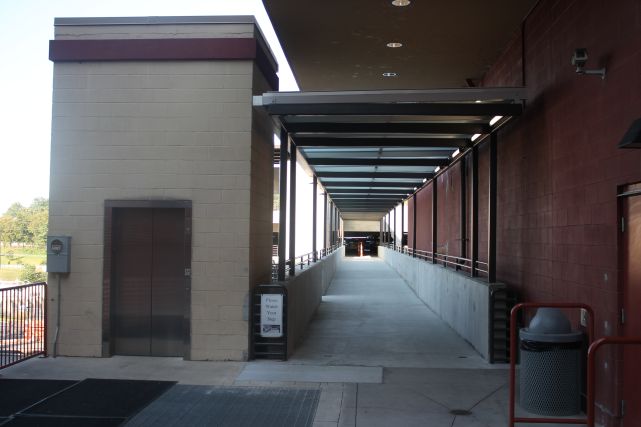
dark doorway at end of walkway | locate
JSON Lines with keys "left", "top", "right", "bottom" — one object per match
{"left": 344, "top": 232, "right": 378, "bottom": 257}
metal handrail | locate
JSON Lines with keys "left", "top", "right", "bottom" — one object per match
{"left": 508, "top": 302, "right": 594, "bottom": 426}
{"left": 274, "top": 243, "right": 343, "bottom": 281}
{"left": 1, "top": 282, "right": 47, "bottom": 369}
{"left": 587, "top": 337, "right": 641, "bottom": 427}
{"left": 433, "top": 253, "right": 472, "bottom": 271}
{"left": 390, "top": 245, "right": 483, "bottom": 275}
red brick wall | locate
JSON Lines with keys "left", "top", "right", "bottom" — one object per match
{"left": 482, "top": 0, "right": 641, "bottom": 423}
{"left": 487, "top": 0, "right": 641, "bottom": 303}
{"left": 414, "top": 182, "right": 433, "bottom": 253}
{"left": 408, "top": 144, "right": 492, "bottom": 267}
{"left": 436, "top": 164, "right": 462, "bottom": 256}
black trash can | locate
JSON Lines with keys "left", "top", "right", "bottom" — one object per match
{"left": 519, "top": 308, "right": 583, "bottom": 416}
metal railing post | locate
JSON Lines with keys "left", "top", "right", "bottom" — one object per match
{"left": 312, "top": 175, "right": 317, "bottom": 261}
{"left": 289, "top": 143, "right": 297, "bottom": 276}
{"left": 278, "top": 127, "right": 288, "bottom": 281}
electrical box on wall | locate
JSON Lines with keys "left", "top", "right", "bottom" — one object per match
{"left": 47, "top": 236, "right": 71, "bottom": 274}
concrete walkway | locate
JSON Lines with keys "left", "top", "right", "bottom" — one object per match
{"left": 1, "top": 256, "right": 578, "bottom": 426}
{"left": 290, "top": 256, "right": 489, "bottom": 369}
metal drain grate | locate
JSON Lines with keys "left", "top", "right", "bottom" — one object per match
{"left": 125, "top": 386, "right": 320, "bottom": 427}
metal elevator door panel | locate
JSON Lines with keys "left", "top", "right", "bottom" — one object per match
{"left": 112, "top": 208, "right": 185, "bottom": 357}
{"left": 622, "top": 191, "right": 641, "bottom": 425}
{"left": 151, "top": 208, "right": 185, "bottom": 357}
{"left": 113, "top": 209, "right": 153, "bottom": 356}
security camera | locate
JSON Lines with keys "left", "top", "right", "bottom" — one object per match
{"left": 570, "top": 48, "right": 606, "bottom": 79}
{"left": 571, "top": 48, "right": 588, "bottom": 69}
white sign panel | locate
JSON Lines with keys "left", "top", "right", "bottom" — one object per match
{"left": 260, "top": 294, "right": 283, "bottom": 338}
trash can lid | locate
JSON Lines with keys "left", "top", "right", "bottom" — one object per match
{"left": 520, "top": 308, "right": 583, "bottom": 343}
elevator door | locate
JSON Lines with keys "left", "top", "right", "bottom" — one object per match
{"left": 112, "top": 208, "right": 186, "bottom": 357}
{"left": 621, "top": 190, "right": 641, "bottom": 424}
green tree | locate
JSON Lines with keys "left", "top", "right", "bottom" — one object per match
{"left": 28, "top": 210, "right": 48, "bottom": 246}
{"left": 0, "top": 199, "right": 48, "bottom": 247}
{"left": 4, "top": 203, "right": 31, "bottom": 245}
{"left": 0, "top": 214, "right": 20, "bottom": 249}
{"left": 19, "top": 264, "right": 47, "bottom": 283}
{"left": 29, "top": 198, "right": 48, "bottom": 213}
{"left": 5, "top": 202, "right": 26, "bottom": 217}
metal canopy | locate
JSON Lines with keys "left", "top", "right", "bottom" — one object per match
{"left": 255, "top": 88, "right": 526, "bottom": 216}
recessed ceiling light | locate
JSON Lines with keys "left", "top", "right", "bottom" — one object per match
{"left": 490, "top": 115, "right": 503, "bottom": 126}
{"left": 471, "top": 133, "right": 481, "bottom": 142}
{"left": 382, "top": 72, "right": 398, "bottom": 77}
{"left": 392, "top": 0, "right": 410, "bottom": 6}
{"left": 475, "top": 100, "right": 482, "bottom": 103}
{"left": 386, "top": 42, "right": 403, "bottom": 48}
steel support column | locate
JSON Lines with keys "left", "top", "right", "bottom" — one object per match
{"left": 460, "top": 156, "right": 467, "bottom": 261}
{"left": 393, "top": 206, "right": 397, "bottom": 248}
{"left": 278, "top": 128, "right": 288, "bottom": 281}
{"left": 401, "top": 201, "right": 405, "bottom": 249}
{"left": 432, "top": 180, "right": 438, "bottom": 263}
{"left": 329, "top": 201, "right": 334, "bottom": 246}
{"left": 488, "top": 133, "right": 497, "bottom": 283}
{"left": 471, "top": 146, "right": 479, "bottom": 277}
{"left": 323, "top": 192, "right": 328, "bottom": 250}
{"left": 312, "top": 175, "right": 317, "bottom": 261}
{"left": 289, "top": 143, "right": 297, "bottom": 276}
{"left": 412, "top": 193, "right": 417, "bottom": 257}
{"left": 337, "top": 208, "right": 340, "bottom": 244}
{"left": 387, "top": 212, "right": 391, "bottom": 244}
{"left": 383, "top": 216, "right": 387, "bottom": 243}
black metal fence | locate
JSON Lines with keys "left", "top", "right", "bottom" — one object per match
{"left": 386, "top": 244, "right": 489, "bottom": 279}
{"left": 272, "top": 243, "right": 343, "bottom": 281}
{"left": 1, "top": 282, "right": 47, "bottom": 369}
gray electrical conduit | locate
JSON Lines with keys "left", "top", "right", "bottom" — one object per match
{"left": 53, "top": 273, "right": 61, "bottom": 357}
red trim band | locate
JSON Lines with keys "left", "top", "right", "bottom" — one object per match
{"left": 49, "top": 37, "right": 278, "bottom": 89}
{"left": 49, "top": 38, "right": 257, "bottom": 61}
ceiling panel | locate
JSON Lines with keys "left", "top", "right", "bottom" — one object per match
{"left": 263, "top": 0, "right": 537, "bottom": 91}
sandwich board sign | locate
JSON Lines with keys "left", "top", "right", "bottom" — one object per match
{"left": 260, "top": 294, "right": 283, "bottom": 338}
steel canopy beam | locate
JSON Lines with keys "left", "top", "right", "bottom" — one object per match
{"left": 285, "top": 122, "right": 489, "bottom": 134}
{"left": 334, "top": 200, "right": 400, "bottom": 205}
{"left": 318, "top": 172, "right": 434, "bottom": 179}
{"left": 307, "top": 158, "right": 449, "bottom": 167}
{"left": 322, "top": 181, "right": 417, "bottom": 188}
{"left": 328, "top": 188, "right": 410, "bottom": 194}
{"left": 330, "top": 195, "right": 405, "bottom": 199}
{"left": 266, "top": 102, "right": 522, "bottom": 117}
{"left": 254, "top": 88, "right": 528, "bottom": 106}
{"left": 338, "top": 208, "right": 398, "bottom": 211}
{"left": 293, "top": 138, "right": 468, "bottom": 148}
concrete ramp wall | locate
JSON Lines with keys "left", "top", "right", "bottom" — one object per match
{"left": 379, "top": 246, "right": 497, "bottom": 360}
{"left": 284, "top": 247, "right": 344, "bottom": 356}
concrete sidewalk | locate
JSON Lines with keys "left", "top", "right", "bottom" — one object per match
{"left": 1, "top": 257, "right": 581, "bottom": 426}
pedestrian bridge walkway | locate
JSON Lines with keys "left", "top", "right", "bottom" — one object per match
{"left": 290, "top": 256, "right": 489, "bottom": 369}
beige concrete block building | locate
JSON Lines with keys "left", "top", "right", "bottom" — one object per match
{"left": 48, "top": 16, "right": 276, "bottom": 361}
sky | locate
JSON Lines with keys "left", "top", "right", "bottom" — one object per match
{"left": 0, "top": 0, "right": 297, "bottom": 215}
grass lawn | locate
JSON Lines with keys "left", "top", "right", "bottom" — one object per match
{"left": 0, "top": 248, "right": 46, "bottom": 283}
{"left": 3, "top": 254, "right": 45, "bottom": 266}
{"left": 0, "top": 268, "right": 20, "bottom": 281}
